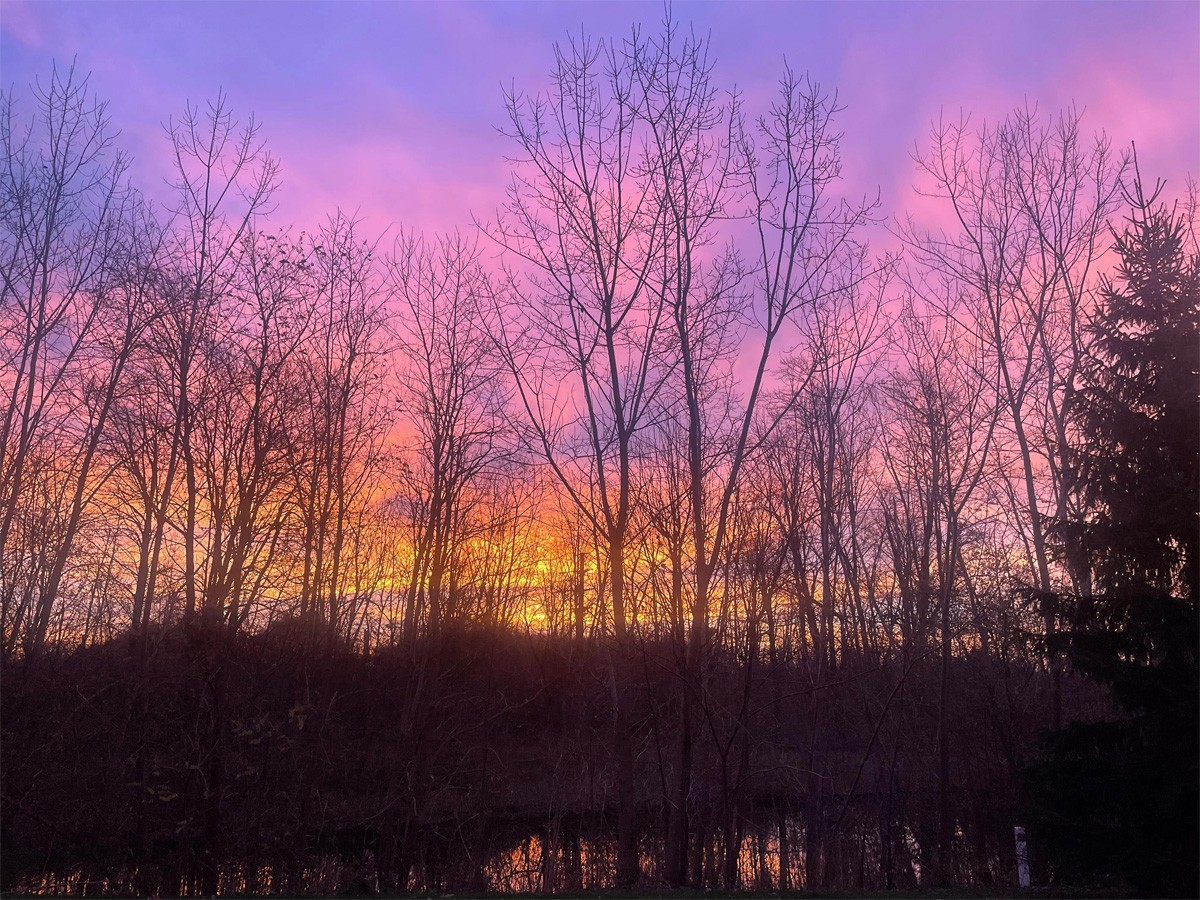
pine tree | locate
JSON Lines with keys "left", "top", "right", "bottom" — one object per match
{"left": 1028, "top": 166, "right": 1199, "bottom": 897}
{"left": 1062, "top": 169, "right": 1199, "bottom": 599}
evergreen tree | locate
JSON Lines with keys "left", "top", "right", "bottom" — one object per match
{"left": 1028, "top": 166, "right": 1199, "bottom": 897}
{"left": 1062, "top": 169, "right": 1199, "bottom": 599}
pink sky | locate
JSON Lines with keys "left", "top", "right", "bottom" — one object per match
{"left": 2, "top": 1, "right": 1197, "bottom": 247}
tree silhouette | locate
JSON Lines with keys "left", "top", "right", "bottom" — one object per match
{"left": 1061, "top": 168, "right": 1199, "bottom": 600}
{"left": 4, "top": 44, "right": 1197, "bottom": 899}
{"left": 1029, "top": 162, "right": 1199, "bottom": 897}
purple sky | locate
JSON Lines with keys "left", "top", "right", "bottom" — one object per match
{"left": 3, "top": 1, "right": 1197, "bottom": 242}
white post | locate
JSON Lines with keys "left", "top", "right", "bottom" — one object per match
{"left": 1014, "top": 825, "right": 1030, "bottom": 888}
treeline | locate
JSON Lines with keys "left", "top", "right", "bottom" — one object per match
{"left": 2, "top": 17, "right": 1197, "bottom": 898}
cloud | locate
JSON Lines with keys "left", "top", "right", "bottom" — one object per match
{"left": 0, "top": 0, "right": 43, "bottom": 49}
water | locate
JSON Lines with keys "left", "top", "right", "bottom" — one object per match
{"left": 12, "top": 811, "right": 1001, "bottom": 896}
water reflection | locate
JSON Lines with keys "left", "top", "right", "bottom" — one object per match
{"left": 14, "top": 812, "right": 991, "bottom": 896}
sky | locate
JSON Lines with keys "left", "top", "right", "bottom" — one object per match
{"left": 2, "top": 1, "right": 1198, "bottom": 245}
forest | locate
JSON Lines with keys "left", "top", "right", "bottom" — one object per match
{"left": 1, "top": 16, "right": 1197, "bottom": 899}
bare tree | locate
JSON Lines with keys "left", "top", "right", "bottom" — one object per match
{"left": 190, "top": 228, "right": 313, "bottom": 631}
{"left": 389, "top": 231, "right": 504, "bottom": 653}
{"left": 0, "top": 63, "right": 137, "bottom": 657}
{"left": 652, "top": 59, "right": 880, "bottom": 886}
{"left": 878, "top": 290, "right": 998, "bottom": 886}
{"left": 905, "top": 105, "right": 1124, "bottom": 598}
{"left": 485, "top": 26, "right": 677, "bottom": 885}
{"left": 291, "top": 214, "right": 389, "bottom": 646}
{"left": 159, "top": 92, "right": 278, "bottom": 622}
{"left": 383, "top": 229, "right": 510, "bottom": 889}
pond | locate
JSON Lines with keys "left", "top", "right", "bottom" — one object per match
{"left": 9, "top": 809, "right": 997, "bottom": 896}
